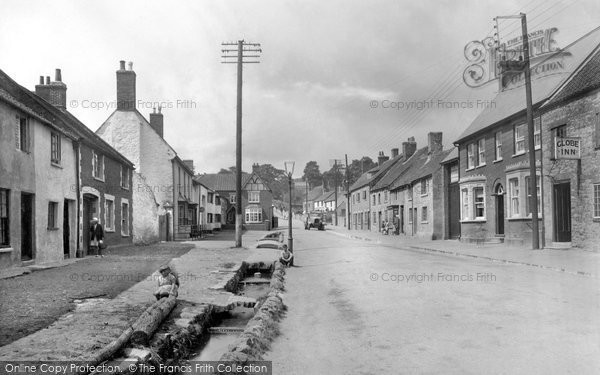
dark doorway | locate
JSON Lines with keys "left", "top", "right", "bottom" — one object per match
{"left": 448, "top": 183, "right": 461, "bottom": 239}
{"left": 553, "top": 182, "right": 571, "bottom": 242}
{"left": 399, "top": 205, "right": 404, "bottom": 234}
{"left": 413, "top": 208, "right": 418, "bottom": 234}
{"left": 392, "top": 208, "right": 399, "bottom": 235}
{"left": 63, "top": 200, "right": 70, "bottom": 258}
{"left": 82, "top": 194, "right": 98, "bottom": 256}
{"left": 20, "top": 193, "right": 34, "bottom": 261}
{"left": 226, "top": 206, "right": 236, "bottom": 225}
{"left": 495, "top": 184, "right": 505, "bottom": 236}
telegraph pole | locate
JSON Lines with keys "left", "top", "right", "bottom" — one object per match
{"left": 334, "top": 160, "right": 338, "bottom": 226}
{"left": 221, "top": 40, "right": 261, "bottom": 248}
{"left": 345, "top": 154, "right": 350, "bottom": 230}
{"left": 496, "top": 13, "right": 540, "bottom": 249}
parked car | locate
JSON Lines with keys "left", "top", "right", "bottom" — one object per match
{"left": 305, "top": 216, "right": 325, "bottom": 231}
{"left": 255, "top": 239, "right": 287, "bottom": 250}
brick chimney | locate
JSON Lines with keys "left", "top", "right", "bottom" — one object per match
{"left": 182, "top": 159, "right": 194, "bottom": 173}
{"left": 149, "top": 107, "right": 164, "bottom": 137}
{"left": 377, "top": 151, "right": 389, "bottom": 166}
{"left": 402, "top": 137, "right": 417, "bottom": 159}
{"left": 116, "top": 60, "right": 136, "bottom": 111}
{"left": 391, "top": 148, "right": 399, "bottom": 158}
{"left": 428, "top": 132, "right": 443, "bottom": 154}
{"left": 35, "top": 69, "right": 67, "bottom": 109}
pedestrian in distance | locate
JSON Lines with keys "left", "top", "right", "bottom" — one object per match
{"left": 89, "top": 217, "right": 105, "bottom": 257}
{"left": 154, "top": 265, "right": 179, "bottom": 300}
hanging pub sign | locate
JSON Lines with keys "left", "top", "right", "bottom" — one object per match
{"left": 554, "top": 137, "right": 581, "bottom": 159}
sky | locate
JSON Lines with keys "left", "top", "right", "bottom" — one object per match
{"left": 1, "top": 0, "right": 599, "bottom": 178}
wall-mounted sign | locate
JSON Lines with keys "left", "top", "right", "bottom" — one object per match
{"left": 554, "top": 137, "right": 581, "bottom": 159}
{"left": 462, "top": 27, "right": 568, "bottom": 89}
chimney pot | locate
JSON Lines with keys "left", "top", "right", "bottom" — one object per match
{"left": 46, "top": 76, "right": 50, "bottom": 84}
{"left": 39, "top": 76, "right": 44, "bottom": 85}
{"left": 55, "top": 69, "right": 62, "bottom": 82}
{"left": 119, "top": 60, "right": 126, "bottom": 70}
{"left": 391, "top": 148, "right": 399, "bottom": 158}
{"left": 128, "top": 61, "right": 133, "bottom": 70}
{"left": 402, "top": 137, "right": 417, "bottom": 159}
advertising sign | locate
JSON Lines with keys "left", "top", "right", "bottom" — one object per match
{"left": 554, "top": 137, "right": 581, "bottom": 159}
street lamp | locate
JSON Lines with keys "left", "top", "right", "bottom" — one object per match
{"left": 284, "top": 161, "right": 295, "bottom": 260}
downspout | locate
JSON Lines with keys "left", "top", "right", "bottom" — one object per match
{"left": 538, "top": 114, "right": 546, "bottom": 248}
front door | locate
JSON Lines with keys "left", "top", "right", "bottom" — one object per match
{"left": 448, "top": 183, "right": 461, "bottom": 239}
{"left": 553, "top": 182, "right": 571, "bottom": 242}
{"left": 20, "top": 193, "right": 34, "bottom": 261}
{"left": 63, "top": 200, "right": 70, "bottom": 258}
{"left": 399, "top": 205, "right": 404, "bottom": 234}
{"left": 83, "top": 195, "right": 98, "bottom": 256}
{"left": 495, "top": 184, "right": 505, "bottom": 236}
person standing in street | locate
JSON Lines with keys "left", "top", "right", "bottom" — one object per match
{"left": 89, "top": 217, "right": 105, "bottom": 257}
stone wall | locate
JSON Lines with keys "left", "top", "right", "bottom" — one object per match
{"left": 541, "top": 89, "right": 600, "bottom": 251}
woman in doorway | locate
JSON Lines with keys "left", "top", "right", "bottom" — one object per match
{"left": 89, "top": 217, "right": 105, "bottom": 257}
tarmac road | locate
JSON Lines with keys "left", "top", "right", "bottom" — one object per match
{"left": 266, "top": 222, "right": 600, "bottom": 374}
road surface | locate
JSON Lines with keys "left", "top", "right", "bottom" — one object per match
{"left": 266, "top": 223, "right": 600, "bottom": 374}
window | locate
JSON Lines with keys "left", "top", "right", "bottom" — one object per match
{"left": 0, "top": 189, "right": 9, "bottom": 247}
{"left": 594, "top": 184, "right": 600, "bottom": 218}
{"left": 362, "top": 191, "right": 367, "bottom": 200}
{"left": 378, "top": 193, "right": 381, "bottom": 204}
{"left": 525, "top": 176, "right": 541, "bottom": 215}
{"left": 215, "top": 196, "right": 221, "bottom": 205}
{"left": 105, "top": 199, "right": 115, "bottom": 231}
{"left": 372, "top": 195, "right": 376, "bottom": 205}
{"left": 509, "top": 178, "right": 520, "bottom": 216}
{"left": 421, "top": 206, "right": 428, "bottom": 222}
{"left": 356, "top": 192, "right": 360, "bottom": 203}
{"left": 477, "top": 138, "right": 486, "bottom": 166}
{"left": 92, "top": 151, "right": 104, "bottom": 180}
{"left": 208, "top": 192, "right": 214, "bottom": 204}
{"left": 495, "top": 131, "right": 503, "bottom": 160}
{"left": 534, "top": 118, "right": 541, "bottom": 149}
{"left": 408, "top": 208, "right": 413, "bottom": 224}
{"left": 467, "top": 143, "right": 476, "bottom": 169}
{"left": 514, "top": 124, "right": 526, "bottom": 154}
{"left": 421, "top": 178, "right": 429, "bottom": 195}
{"left": 552, "top": 125, "right": 567, "bottom": 158}
{"left": 207, "top": 213, "right": 213, "bottom": 223}
{"left": 215, "top": 214, "right": 221, "bottom": 223}
{"left": 248, "top": 191, "right": 260, "bottom": 203}
{"left": 51, "top": 132, "right": 61, "bottom": 164}
{"left": 474, "top": 187, "right": 485, "bottom": 218}
{"left": 245, "top": 207, "right": 262, "bottom": 223}
{"left": 121, "top": 166, "right": 129, "bottom": 189}
{"left": 373, "top": 212, "right": 377, "bottom": 224}
{"left": 47, "top": 202, "right": 58, "bottom": 229}
{"left": 229, "top": 194, "right": 237, "bottom": 204}
{"left": 461, "top": 188, "right": 469, "bottom": 220}
{"left": 384, "top": 191, "right": 388, "bottom": 203}
{"left": 121, "top": 201, "right": 129, "bottom": 236}
{"left": 16, "top": 116, "right": 30, "bottom": 152}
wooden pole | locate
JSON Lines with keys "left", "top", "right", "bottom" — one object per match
{"left": 235, "top": 40, "right": 243, "bottom": 248}
{"left": 521, "top": 13, "right": 540, "bottom": 249}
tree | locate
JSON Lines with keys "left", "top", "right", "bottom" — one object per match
{"left": 322, "top": 164, "right": 345, "bottom": 192}
{"left": 255, "top": 164, "right": 286, "bottom": 200}
{"left": 302, "top": 161, "right": 322, "bottom": 188}
{"left": 346, "top": 157, "right": 377, "bottom": 187}
{"left": 218, "top": 168, "right": 233, "bottom": 174}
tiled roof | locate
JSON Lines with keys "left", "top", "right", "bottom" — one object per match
{"left": 349, "top": 156, "right": 403, "bottom": 191}
{"left": 455, "top": 26, "right": 600, "bottom": 144}
{"left": 195, "top": 173, "right": 252, "bottom": 192}
{"left": 440, "top": 147, "right": 458, "bottom": 164}
{"left": 544, "top": 47, "right": 600, "bottom": 107}
{"left": 371, "top": 154, "right": 411, "bottom": 192}
{"left": 0, "top": 69, "right": 134, "bottom": 166}
{"left": 387, "top": 147, "right": 452, "bottom": 191}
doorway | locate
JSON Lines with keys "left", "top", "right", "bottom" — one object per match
{"left": 63, "top": 199, "right": 70, "bottom": 258}
{"left": 495, "top": 184, "right": 505, "bottom": 236}
{"left": 399, "top": 205, "right": 404, "bottom": 234}
{"left": 448, "top": 183, "right": 461, "bottom": 239}
{"left": 20, "top": 193, "right": 34, "bottom": 261}
{"left": 83, "top": 194, "right": 99, "bottom": 256}
{"left": 553, "top": 182, "right": 571, "bottom": 242}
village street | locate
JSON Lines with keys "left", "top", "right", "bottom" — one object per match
{"left": 266, "top": 222, "right": 600, "bottom": 375}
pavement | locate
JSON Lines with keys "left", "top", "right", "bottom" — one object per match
{"left": 0, "top": 230, "right": 280, "bottom": 361}
{"left": 267, "top": 221, "right": 600, "bottom": 374}
{"left": 326, "top": 225, "right": 600, "bottom": 278}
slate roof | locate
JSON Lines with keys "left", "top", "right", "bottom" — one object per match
{"left": 388, "top": 148, "right": 453, "bottom": 190}
{"left": 0, "top": 69, "right": 134, "bottom": 166}
{"left": 349, "top": 156, "right": 403, "bottom": 192}
{"left": 455, "top": 26, "right": 600, "bottom": 144}
{"left": 543, "top": 47, "right": 600, "bottom": 108}
{"left": 195, "top": 173, "right": 250, "bottom": 192}
{"left": 440, "top": 147, "right": 458, "bottom": 164}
